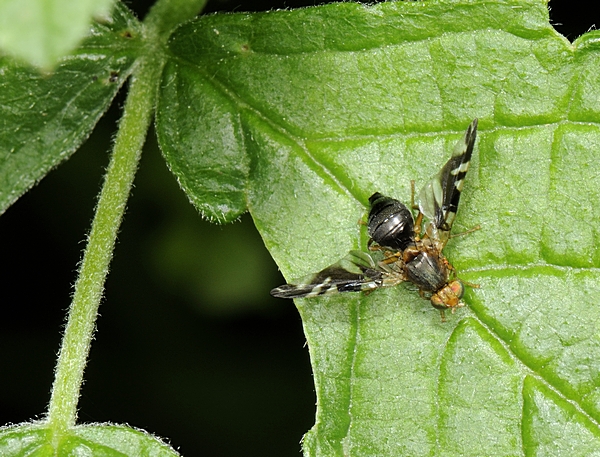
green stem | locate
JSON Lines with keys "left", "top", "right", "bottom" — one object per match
{"left": 46, "top": 0, "right": 207, "bottom": 439}
{"left": 47, "top": 59, "right": 158, "bottom": 434}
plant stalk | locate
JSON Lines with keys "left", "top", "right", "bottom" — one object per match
{"left": 46, "top": 59, "right": 158, "bottom": 434}
{"left": 46, "top": 0, "right": 207, "bottom": 440}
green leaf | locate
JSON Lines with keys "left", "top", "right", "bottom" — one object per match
{"left": 0, "top": 423, "right": 180, "bottom": 456}
{"left": 157, "top": 0, "right": 600, "bottom": 454}
{"left": 0, "top": 3, "right": 141, "bottom": 216}
{"left": 0, "top": 0, "right": 115, "bottom": 68}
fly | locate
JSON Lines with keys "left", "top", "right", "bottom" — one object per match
{"left": 271, "top": 119, "right": 479, "bottom": 321}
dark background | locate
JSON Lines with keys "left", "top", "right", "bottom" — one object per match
{"left": 0, "top": 1, "right": 593, "bottom": 455}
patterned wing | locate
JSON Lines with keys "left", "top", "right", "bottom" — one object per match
{"left": 417, "top": 118, "right": 478, "bottom": 245}
{"left": 271, "top": 250, "right": 388, "bottom": 299}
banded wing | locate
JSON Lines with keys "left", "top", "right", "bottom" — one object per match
{"left": 271, "top": 250, "right": 399, "bottom": 299}
{"left": 417, "top": 118, "right": 478, "bottom": 246}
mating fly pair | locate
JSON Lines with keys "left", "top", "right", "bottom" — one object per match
{"left": 271, "top": 119, "right": 479, "bottom": 321}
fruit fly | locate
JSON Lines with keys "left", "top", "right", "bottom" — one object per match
{"left": 271, "top": 119, "right": 479, "bottom": 321}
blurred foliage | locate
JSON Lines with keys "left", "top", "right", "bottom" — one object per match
{"left": 0, "top": 96, "right": 314, "bottom": 456}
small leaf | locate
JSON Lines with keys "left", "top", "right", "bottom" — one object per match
{"left": 0, "top": 3, "right": 141, "bottom": 215}
{"left": 0, "top": 423, "right": 180, "bottom": 456}
{"left": 0, "top": 0, "right": 115, "bottom": 68}
{"left": 156, "top": 0, "right": 600, "bottom": 454}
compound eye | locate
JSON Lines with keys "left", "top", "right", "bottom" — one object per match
{"left": 430, "top": 290, "right": 452, "bottom": 309}
{"left": 430, "top": 280, "right": 465, "bottom": 310}
{"left": 430, "top": 295, "right": 447, "bottom": 310}
{"left": 449, "top": 280, "right": 465, "bottom": 299}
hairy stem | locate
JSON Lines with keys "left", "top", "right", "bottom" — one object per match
{"left": 47, "top": 59, "right": 157, "bottom": 433}
{"left": 46, "top": 0, "right": 207, "bottom": 439}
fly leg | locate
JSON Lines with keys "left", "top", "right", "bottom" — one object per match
{"left": 445, "top": 259, "right": 480, "bottom": 289}
{"left": 449, "top": 225, "right": 481, "bottom": 238}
